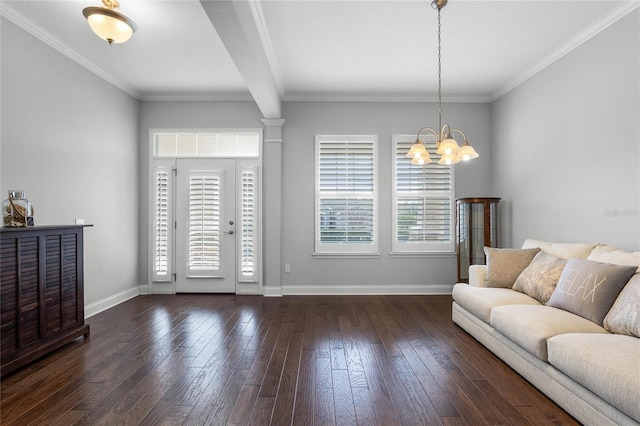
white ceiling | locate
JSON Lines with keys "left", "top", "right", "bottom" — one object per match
{"left": 2, "top": 0, "right": 637, "bottom": 111}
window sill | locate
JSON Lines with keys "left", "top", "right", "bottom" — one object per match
{"left": 389, "top": 251, "right": 456, "bottom": 258}
{"left": 313, "top": 252, "right": 381, "bottom": 259}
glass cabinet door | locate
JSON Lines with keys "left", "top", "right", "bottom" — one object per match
{"left": 456, "top": 197, "right": 501, "bottom": 283}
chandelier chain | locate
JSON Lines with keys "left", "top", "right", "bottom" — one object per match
{"left": 437, "top": 7, "right": 443, "bottom": 135}
{"left": 407, "top": 0, "right": 479, "bottom": 165}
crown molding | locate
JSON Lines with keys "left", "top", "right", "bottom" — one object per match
{"left": 0, "top": 5, "right": 142, "bottom": 100}
{"left": 491, "top": 1, "right": 640, "bottom": 102}
{"left": 282, "top": 93, "right": 492, "bottom": 104}
{"left": 140, "top": 93, "right": 255, "bottom": 102}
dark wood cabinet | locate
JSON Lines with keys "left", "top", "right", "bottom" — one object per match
{"left": 1, "top": 225, "right": 90, "bottom": 376}
{"left": 456, "top": 197, "right": 501, "bottom": 283}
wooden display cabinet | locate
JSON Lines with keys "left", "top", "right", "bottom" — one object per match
{"left": 456, "top": 197, "right": 501, "bottom": 283}
{"left": 1, "top": 225, "right": 90, "bottom": 376}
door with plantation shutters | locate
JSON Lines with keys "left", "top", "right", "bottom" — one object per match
{"left": 175, "top": 159, "right": 236, "bottom": 293}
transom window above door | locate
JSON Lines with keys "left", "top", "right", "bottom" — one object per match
{"left": 154, "top": 131, "right": 260, "bottom": 157}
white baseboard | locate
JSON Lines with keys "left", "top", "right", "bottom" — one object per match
{"left": 263, "top": 286, "right": 283, "bottom": 297}
{"left": 281, "top": 284, "right": 454, "bottom": 295}
{"left": 84, "top": 286, "right": 141, "bottom": 318}
{"left": 84, "top": 284, "right": 452, "bottom": 317}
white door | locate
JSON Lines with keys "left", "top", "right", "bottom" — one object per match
{"left": 175, "top": 159, "right": 236, "bottom": 293}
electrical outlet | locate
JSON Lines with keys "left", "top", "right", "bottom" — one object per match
{"left": 285, "top": 264, "right": 291, "bottom": 273}
{"left": 75, "top": 218, "right": 85, "bottom": 225}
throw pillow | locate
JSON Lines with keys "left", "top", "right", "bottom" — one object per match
{"left": 547, "top": 258, "right": 637, "bottom": 325}
{"left": 484, "top": 247, "right": 540, "bottom": 288}
{"left": 521, "top": 239, "right": 597, "bottom": 259}
{"left": 587, "top": 245, "right": 640, "bottom": 273}
{"left": 603, "top": 273, "right": 640, "bottom": 337}
{"left": 513, "top": 252, "right": 567, "bottom": 304}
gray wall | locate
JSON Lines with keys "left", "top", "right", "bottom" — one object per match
{"left": 137, "top": 101, "right": 264, "bottom": 287}
{"left": 491, "top": 10, "right": 640, "bottom": 252}
{"left": 281, "top": 101, "right": 493, "bottom": 292}
{"left": 1, "top": 18, "right": 140, "bottom": 305}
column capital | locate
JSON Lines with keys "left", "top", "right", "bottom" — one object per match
{"left": 262, "top": 118, "right": 285, "bottom": 143}
{"left": 261, "top": 118, "right": 286, "bottom": 128}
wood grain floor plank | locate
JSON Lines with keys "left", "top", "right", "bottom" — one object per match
{"left": 258, "top": 322, "right": 294, "bottom": 397}
{"left": 291, "top": 348, "right": 316, "bottom": 426}
{"left": 248, "top": 396, "right": 276, "bottom": 426}
{"left": 370, "top": 343, "right": 442, "bottom": 425}
{"left": 226, "top": 384, "right": 260, "bottom": 426}
{"left": 337, "top": 315, "right": 368, "bottom": 388}
{"left": 398, "top": 341, "right": 460, "bottom": 418}
{"left": 332, "top": 368, "right": 357, "bottom": 426}
{"left": 270, "top": 331, "right": 303, "bottom": 425}
{"left": 314, "top": 355, "right": 335, "bottom": 425}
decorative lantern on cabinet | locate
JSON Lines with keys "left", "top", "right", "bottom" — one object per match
{"left": 2, "top": 190, "right": 34, "bottom": 228}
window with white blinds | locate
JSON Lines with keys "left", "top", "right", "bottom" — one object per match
{"left": 240, "top": 167, "right": 258, "bottom": 281}
{"left": 154, "top": 132, "right": 260, "bottom": 158}
{"left": 315, "top": 135, "right": 378, "bottom": 254}
{"left": 188, "top": 174, "right": 222, "bottom": 275}
{"left": 152, "top": 160, "right": 173, "bottom": 282}
{"left": 392, "top": 134, "right": 455, "bottom": 253}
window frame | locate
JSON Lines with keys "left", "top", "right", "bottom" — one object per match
{"left": 314, "top": 134, "right": 379, "bottom": 257}
{"left": 391, "top": 134, "right": 455, "bottom": 254}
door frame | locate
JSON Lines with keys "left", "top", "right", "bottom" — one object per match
{"left": 147, "top": 129, "right": 262, "bottom": 295}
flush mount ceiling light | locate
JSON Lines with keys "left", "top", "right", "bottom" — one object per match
{"left": 407, "top": 0, "right": 479, "bottom": 166}
{"left": 82, "top": 0, "right": 137, "bottom": 45}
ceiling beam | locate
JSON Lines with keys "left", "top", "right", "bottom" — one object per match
{"left": 199, "top": 0, "right": 282, "bottom": 119}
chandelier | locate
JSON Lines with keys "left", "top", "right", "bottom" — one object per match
{"left": 406, "top": 0, "right": 479, "bottom": 166}
{"left": 82, "top": 0, "right": 137, "bottom": 45}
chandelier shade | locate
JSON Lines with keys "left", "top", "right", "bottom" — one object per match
{"left": 406, "top": 139, "right": 432, "bottom": 164}
{"left": 408, "top": 0, "right": 478, "bottom": 166}
{"left": 82, "top": 0, "right": 137, "bottom": 45}
{"left": 456, "top": 142, "right": 480, "bottom": 162}
{"left": 436, "top": 136, "right": 459, "bottom": 156}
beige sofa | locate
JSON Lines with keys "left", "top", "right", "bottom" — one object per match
{"left": 452, "top": 239, "right": 640, "bottom": 426}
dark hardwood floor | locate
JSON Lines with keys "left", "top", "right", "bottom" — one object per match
{"left": 1, "top": 294, "right": 578, "bottom": 425}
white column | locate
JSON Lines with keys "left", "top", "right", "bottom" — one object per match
{"left": 261, "top": 118, "right": 285, "bottom": 296}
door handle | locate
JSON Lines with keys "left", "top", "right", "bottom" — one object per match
{"left": 225, "top": 230, "right": 234, "bottom": 235}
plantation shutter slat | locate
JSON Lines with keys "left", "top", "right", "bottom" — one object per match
{"left": 240, "top": 168, "right": 258, "bottom": 281}
{"left": 152, "top": 161, "right": 174, "bottom": 282}
{"left": 154, "top": 169, "right": 170, "bottom": 278}
{"left": 188, "top": 175, "right": 221, "bottom": 272}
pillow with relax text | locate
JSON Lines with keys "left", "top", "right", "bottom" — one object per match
{"left": 547, "top": 258, "right": 636, "bottom": 325}
{"left": 484, "top": 247, "right": 540, "bottom": 288}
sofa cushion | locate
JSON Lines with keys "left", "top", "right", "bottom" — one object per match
{"left": 547, "top": 333, "right": 640, "bottom": 421}
{"left": 587, "top": 245, "right": 640, "bottom": 273}
{"left": 490, "top": 305, "right": 608, "bottom": 361}
{"left": 604, "top": 273, "right": 640, "bottom": 337}
{"left": 521, "top": 239, "right": 597, "bottom": 259}
{"left": 513, "top": 252, "right": 567, "bottom": 304}
{"left": 451, "top": 283, "right": 540, "bottom": 323}
{"left": 547, "top": 258, "right": 637, "bottom": 325}
{"left": 484, "top": 247, "right": 540, "bottom": 288}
